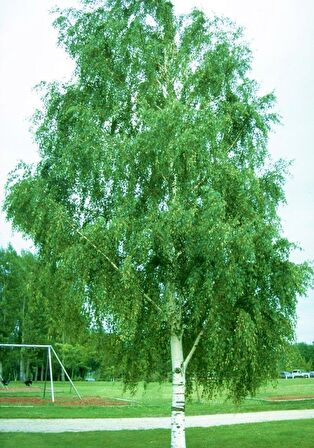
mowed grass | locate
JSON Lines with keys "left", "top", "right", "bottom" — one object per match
{"left": 0, "top": 379, "right": 314, "bottom": 418}
{"left": 0, "top": 420, "right": 313, "bottom": 448}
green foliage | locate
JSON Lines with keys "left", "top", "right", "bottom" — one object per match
{"left": 4, "top": 0, "right": 313, "bottom": 402}
{"left": 0, "top": 247, "right": 42, "bottom": 344}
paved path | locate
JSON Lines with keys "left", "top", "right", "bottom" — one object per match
{"left": 1, "top": 410, "right": 314, "bottom": 432}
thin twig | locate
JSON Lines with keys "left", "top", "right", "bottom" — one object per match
{"left": 226, "top": 121, "right": 248, "bottom": 153}
{"left": 192, "top": 178, "right": 206, "bottom": 192}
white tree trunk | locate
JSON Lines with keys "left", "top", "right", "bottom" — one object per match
{"left": 19, "top": 350, "right": 26, "bottom": 382}
{"left": 170, "top": 333, "right": 186, "bottom": 448}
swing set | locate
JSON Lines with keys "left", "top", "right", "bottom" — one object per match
{"left": 0, "top": 343, "right": 81, "bottom": 402}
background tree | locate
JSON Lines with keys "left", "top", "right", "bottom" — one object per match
{"left": 0, "top": 246, "right": 90, "bottom": 381}
{"left": 0, "top": 246, "right": 42, "bottom": 380}
{"left": 279, "top": 343, "right": 311, "bottom": 372}
{"left": 294, "top": 342, "right": 314, "bottom": 370}
{"left": 4, "top": 1, "right": 312, "bottom": 446}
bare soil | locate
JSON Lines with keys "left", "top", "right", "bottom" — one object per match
{"left": 0, "top": 387, "right": 41, "bottom": 393}
{"left": 0, "top": 396, "right": 128, "bottom": 406}
{"left": 265, "top": 396, "right": 314, "bottom": 401}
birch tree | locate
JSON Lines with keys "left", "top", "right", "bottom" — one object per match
{"left": 4, "top": 1, "right": 312, "bottom": 446}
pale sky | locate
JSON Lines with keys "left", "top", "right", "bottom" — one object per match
{"left": 0, "top": 0, "right": 313, "bottom": 343}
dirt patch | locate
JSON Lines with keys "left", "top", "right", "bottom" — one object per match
{"left": 0, "top": 387, "right": 42, "bottom": 393}
{"left": 0, "top": 396, "right": 45, "bottom": 405}
{"left": 58, "top": 397, "right": 129, "bottom": 406}
{"left": 0, "top": 396, "right": 129, "bottom": 406}
{"left": 266, "top": 396, "right": 314, "bottom": 402}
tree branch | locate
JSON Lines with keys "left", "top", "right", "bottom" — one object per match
{"left": 143, "top": 292, "right": 163, "bottom": 313}
{"left": 75, "top": 227, "right": 120, "bottom": 272}
{"left": 73, "top": 224, "right": 163, "bottom": 314}
{"left": 183, "top": 322, "right": 207, "bottom": 371}
{"left": 225, "top": 120, "right": 249, "bottom": 153}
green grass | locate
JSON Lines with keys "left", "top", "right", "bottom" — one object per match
{"left": 1, "top": 379, "right": 313, "bottom": 419}
{"left": 0, "top": 420, "right": 313, "bottom": 448}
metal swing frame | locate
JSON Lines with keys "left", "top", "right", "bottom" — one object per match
{"left": 0, "top": 343, "right": 82, "bottom": 402}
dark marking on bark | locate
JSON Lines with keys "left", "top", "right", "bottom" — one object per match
{"left": 171, "top": 406, "right": 185, "bottom": 412}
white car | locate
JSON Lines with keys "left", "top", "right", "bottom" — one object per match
{"left": 291, "top": 369, "right": 310, "bottom": 378}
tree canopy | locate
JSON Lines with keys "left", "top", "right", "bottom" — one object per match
{"left": 4, "top": 1, "right": 313, "bottom": 446}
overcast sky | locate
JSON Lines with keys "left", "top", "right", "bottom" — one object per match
{"left": 0, "top": 0, "right": 313, "bottom": 343}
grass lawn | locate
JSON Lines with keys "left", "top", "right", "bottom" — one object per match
{"left": 0, "top": 379, "right": 313, "bottom": 418}
{"left": 0, "top": 419, "right": 313, "bottom": 448}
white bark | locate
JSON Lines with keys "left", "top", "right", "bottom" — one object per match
{"left": 19, "top": 350, "right": 25, "bottom": 381}
{"left": 170, "top": 333, "right": 186, "bottom": 448}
